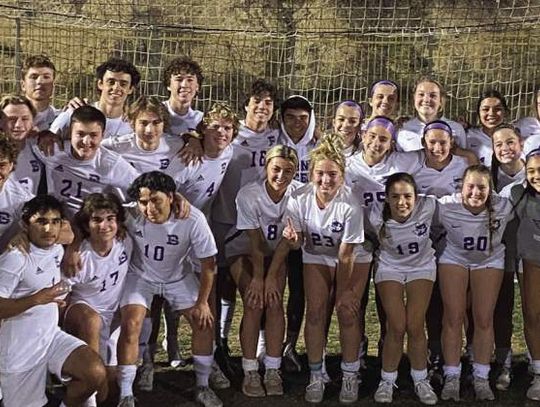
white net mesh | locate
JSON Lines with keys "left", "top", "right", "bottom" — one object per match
{"left": 0, "top": 0, "right": 539, "bottom": 126}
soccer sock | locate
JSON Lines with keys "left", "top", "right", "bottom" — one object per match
{"left": 193, "top": 354, "right": 213, "bottom": 387}
{"left": 443, "top": 364, "right": 462, "bottom": 378}
{"left": 117, "top": 364, "right": 137, "bottom": 398}
{"left": 411, "top": 368, "right": 428, "bottom": 383}
{"left": 381, "top": 369, "right": 398, "bottom": 384}
{"left": 341, "top": 360, "right": 360, "bottom": 378}
{"left": 532, "top": 360, "right": 540, "bottom": 375}
{"left": 242, "top": 357, "right": 259, "bottom": 373}
{"left": 309, "top": 361, "right": 323, "bottom": 379}
{"left": 472, "top": 362, "right": 490, "bottom": 380}
{"left": 220, "top": 298, "right": 235, "bottom": 340}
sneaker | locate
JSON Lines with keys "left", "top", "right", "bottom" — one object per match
{"left": 242, "top": 370, "right": 265, "bottom": 397}
{"left": 209, "top": 362, "right": 230, "bottom": 390}
{"left": 414, "top": 379, "right": 438, "bottom": 405}
{"left": 195, "top": 386, "right": 223, "bottom": 407}
{"left": 441, "top": 375, "right": 460, "bottom": 401}
{"left": 339, "top": 374, "right": 358, "bottom": 404}
{"left": 264, "top": 368, "right": 284, "bottom": 396}
{"left": 374, "top": 379, "right": 395, "bottom": 403}
{"left": 282, "top": 343, "right": 302, "bottom": 373}
{"left": 495, "top": 366, "right": 511, "bottom": 391}
{"left": 137, "top": 363, "right": 154, "bottom": 392}
{"left": 474, "top": 377, "right": 495, "bottom": 401}
{"left": 117, "top": 395, "right": 136, "bottom": 407}
{"left": 305, "top": 374, "right": 325, "bottom": 403}
{"left": 527, "top": 375, "right": 540, "bottom": 400}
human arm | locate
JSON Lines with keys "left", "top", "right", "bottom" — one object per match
{"left": 178, "top": 132, "right": 204, "bottom": 165}
{"left": 190, "top": 256, "right": 216, "bottom": 329}
{"left": 0, "top": 281, "right": 70, "bottom": 319}
{"left": 453, "top": 146, "right": 479, "bottom": 165}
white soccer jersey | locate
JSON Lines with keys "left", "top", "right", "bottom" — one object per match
{"left": 13, "top": 142, "right": 43, "bottom": 195}
{"left": 211, "top": 124, "right": 279, "bottom": 225}
{"left": 0, "top": 243, "right": 64, "bottom": 373}
{"left": 0, "top": 178, "right": 34, "bottom": 250}
{"left": 516, "top": 116, "right": 540, "bottom": 140}
{"left": 101, "top": 132, "right": 183, "bottom": 173}
{"left": 127, "top": 207, "right": 217, "bottom": 284}
{"left": 32, "top": 141, "right": 139, "bottom": 214}
{"left": 414, "top": 152, "right": 468, "bottom": 197}
{"left": 287, "top": 183, "right": 364, "bottom": 259}
{"left": 496, "top": 166, "right": 525, "bottom": 192}
{"left": 234, "top": 179, "right": 302, "bottom": 252}
{"left": 50, "top": 103, "right": 133, "bottom": 139}
{"left": 524, "top": 134, "right": 540, "bottom": 155}
{"left": 34, "top": 105, "right": 60, "bottom": 131}
{"left": 437, "top": 193, "right": 513, "bottom": 266}
{"left": 278, "top": 114, "right": 318, "bottom": 184}
{"left": 69, "top": 237, "right": 133, "bottom": 314}
{"left": 346, "top": 150, "right": 422, "bottom": 207}
{"left": 397, "top": 116, "right": 467, "bottom": 152}
{"left": 166, "top": 144, "right": 233, "bottom": 216}
{"left": 368, "top": 196, "right": 436, "bottom": 271}
{"left": 163, "top": 101, "right": 203, "bottom": 136}
{"left": 466, "top": 127, "right": 493, "bottom": 167}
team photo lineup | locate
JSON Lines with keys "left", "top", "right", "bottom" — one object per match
{"left": 0, "top": 52, "right": 539, "bottom": 407}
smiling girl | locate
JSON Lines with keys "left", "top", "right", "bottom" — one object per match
{"left": 437, "top": 165, "right": 513, "bottom": 402}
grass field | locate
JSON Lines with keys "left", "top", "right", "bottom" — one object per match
{"left": 47, "top": 284, "right": 531, "bottom": 406}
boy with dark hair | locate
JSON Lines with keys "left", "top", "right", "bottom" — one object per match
{"left": 50, "top": 57, "right": 140, "bottom": 139}
{"left": 117, "top": 171, "right": 223, "bottom": 407}
{"left": 163, "top": 56, "right": 204, "bottom": 135}
{"left": 20, "top": 54, "right": 59, "bottom": 131}
{"left": 0, "top": 194, "right": 107, "bottom": 407}
{"left": 33, "top": 105, "right": 139, "bottom": 214}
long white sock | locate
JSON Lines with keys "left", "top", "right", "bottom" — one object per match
{"left": 193, "top": 354, "right": 213, "bottom": 387}
{"left": 220, "top": 298, "right": 235, "bottom": 340}
{"left": 117, "top": 364, "right": 137, "bottom": 398}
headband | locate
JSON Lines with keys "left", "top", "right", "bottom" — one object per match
{"left": 336, "top": 100, "right": 364, "bottom": 119}
{"left": 423, "top": 120, "right": 453, "bottom": 138}
{"left": 366, "top": 116, "right": 396, "bottom": 139}
{"left": 526, "top": 148, "right": 540, "bottom": 160}
{"left": 369, "top": 80, "right": 399, "bottom": 97}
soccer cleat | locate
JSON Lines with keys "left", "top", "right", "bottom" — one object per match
{"left": 282, "top": 343, "right": 302, "bottom": 373}
{"left": 242, "top": 370, "right": 265, "bottom": 397}
{"left": 339, "top": 374, "right": 359, "bottom": 404}
{"left": 305, "top": 373, "right": 325, "bottom": 403}
{"left": 137, "top": 363, "right": 154, "bottom": 392}
{"left": 473, "top": 377, "right": 495, "bottom": 401}
{"left": 414, "top": 379, "right": 438, "bottom": 405}
{"left": 495, "top": 366, "right": 511, "bottom": 391}
{"left": 440, "top": 375, "right": 460, "bottom": 401}
{"left": 264, "top": 368, "right": 284, "bottom": 396}
{"left": 195, "top": 386, "right": 223, "bottom": 407}
{"left": 209, "top": 361, "right": 231, "bottom": 390}
{"left": 373, "top": 379, "right": 395, "bottom": 403}
{"left": 117, "top": 395, "right": 136, "bottom": 407}
{"left": 527, "top": 375, "right": 540, "bottom": 400}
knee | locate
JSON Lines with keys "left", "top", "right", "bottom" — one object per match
{"left": 82, "top": 312, "right": 102, "bottom": 335}
{"left": 406, "top": 319, "right": 426, "bottom": 340}
{"left": 474, "top": 314, "right": 493, "bottom": 332}
{"left": 121, "top": 316, "right": 143, "bottom": 340}
{"left": 336, "top": 306, "right": 357, "bottom": 329}
{"left": 387, "top": 320, "right": 407, "bottom": 341}
{"left": 305, "top": 302, "right": 326, "bottom": 326}
{"left": 443, "top": 310, "right": 465, "bottom": 330}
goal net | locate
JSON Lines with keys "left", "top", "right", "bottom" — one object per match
{"left": 0, "top": 0, "right": 539, "bottom": 126}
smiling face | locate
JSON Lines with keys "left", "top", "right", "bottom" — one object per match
{"left": 70, "top": 121, "right": 103, "bottom": 161}
{"left": 283, "top": 108, "right": 310, "bottom": 140}
{"left": 3, "top": 103, "right": 34, "bottom": 142}
{"left": 461, "top": 170, "right": 491, "bottom": 213}
{"left": 21, "top": 67, "right": 55, "bottom": 103}
{"left": 333, "top": 105, "right": 362, "bottom": 148}
{"left": 527, "top": 155, "right": 540, "bottom": 193}
{"left": 245, "top": 92, "right": 274, "bottom": 126}
{"left": 387, "top": 180, "right": 416, "bottom": 222}
{"left": 492, "top": 128, "right": 522, "bottom": 165}
{"left": 27, "top": 209, "right": 62, "bottom": 248}
{"left": 361, "top": 125, "right": 393, "bottom": 163}
{"left": 134, "top": 110, "right": 164, "bottom": 150}
{"left": 202, "top": 117, "right": 235, "bottom": 156}
{"left": 88, "top": 209, "right": 118, "bottom": 243}
{"left": 167, "top": 70, "right": 199, "bottom": 107}
{"left": 370, "top": 84, "right": 398, "bottom": 117}
{"left": 265, "top": 156, "right": 296, "bottom": 194}
{"left": 414, "top": 81, "right": 442, "bottom": 122}
{"left": 479, "top": 97, "right": 505, "bottom": 131}
{"left": 97, "top": 70, "right": 134, "bottom": 108}
{"left": 311, "top": 159, "right": 343, "bottom": 201}
{"left": 423, "top": 128, "right": 453, "bottom": 166}
{"left": 137, "top": 187, "right": 173, "bottom": 224}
